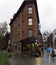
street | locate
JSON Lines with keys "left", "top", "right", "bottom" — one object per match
{"left": 41, "top": 51, "right": 56, "bottom": 65}
{"left": 9, "top": 51, "right": 56, "bottom": 65}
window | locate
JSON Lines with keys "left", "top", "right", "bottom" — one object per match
{"left": 18, "top": 23, "right": 19, "bottom": 26}
{"left": 18, "top": 33, "right": 20, "bottom": 38}
{"left": 22, "top": 21, "right": 24, "bottom": 28}
{"left": 28, "top": 7, "right": 32, "bottom": 14}
{"left": 22, "top": 31, "right": 24, "bottom": 37}
{"left": 21, "top": 10, "right": 24, "bottom": 18}
{"left": 28, "top": 18, "right": 32, "bottom": 25}
{"left": 28, "top": 29, "right": 32, "bottom": 37}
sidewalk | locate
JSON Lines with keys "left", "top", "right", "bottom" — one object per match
{"left": 9, "top": 52, "right": 42, "bottom": 65}
{"left": 9, "top": 53, "right": 21, "bottom": 65}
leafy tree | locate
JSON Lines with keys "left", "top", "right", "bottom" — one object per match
{"left": 0, "top": 22, "right": 8, "bottom": 36}
{"left": 1, "top": 32, "right": 10, "bottom": 49}
{"left": 43, "top": 31, "right": 53, "bottom": 47}
{"left": 0, "top": 21, "right": 8, "bottom": 50}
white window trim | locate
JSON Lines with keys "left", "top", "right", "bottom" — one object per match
{"left": 28, "top": 18, "right": 32, "bottom": 25}
{"left": 28, "top": 7, "right": 32, "bottom": 14}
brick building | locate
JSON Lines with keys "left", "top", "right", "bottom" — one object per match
{"left": 10, "top": 0, "right": 42, "bottom": 54}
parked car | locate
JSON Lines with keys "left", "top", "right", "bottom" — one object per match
{"left": 51, "top": 49, "right": 56, "bottom": 57}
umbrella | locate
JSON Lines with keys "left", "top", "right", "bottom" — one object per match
{"left": 46, "top": 48, "right": 51, "bottom": 52}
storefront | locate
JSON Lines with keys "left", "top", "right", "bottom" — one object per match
{"left": 21, "top": 36, "right": 36, "bottom": 55}
{"left": 20, "top": 36, "right": 43, "bottom": 56}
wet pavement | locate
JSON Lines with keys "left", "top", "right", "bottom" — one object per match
{"left": 9, "top": 51, "right": 56, "bottom": 65}
{"left": 41, "top": 51, "right": 56, "bottom": 65}
{"left": 9, "top": 53, "right": 42, "bottom": 65}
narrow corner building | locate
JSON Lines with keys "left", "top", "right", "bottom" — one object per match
{"left": 10, "top": 0, "right": 42, "bottom": 54}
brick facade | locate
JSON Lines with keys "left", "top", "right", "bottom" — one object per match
{"left": 10, "top": 0, "right": 41, "bottom": 53}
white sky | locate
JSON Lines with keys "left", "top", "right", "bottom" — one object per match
{"left": 0, "top": 0, "right": 56, "bottom": 33}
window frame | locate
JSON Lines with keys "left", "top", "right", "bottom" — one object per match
{"left": 28, "top": 7, "right": 32, "bottom": 14}
{"left": 28, "top": 18, "right": 32, "bottom": 25}
{"left": 28, "top": 29, "right": 32, "bottom": 37}
{"left": 22, "top": 20, "right": 24, "bottom": 29}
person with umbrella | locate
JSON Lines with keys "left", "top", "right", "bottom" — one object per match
{"left": 46, "top": 47, "right": 51, "bottom": 56}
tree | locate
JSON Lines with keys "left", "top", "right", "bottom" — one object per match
{"left": 0, "top": 22, "right": 8, "bottom": 36}
{"left": 49, "top": 33, "right": 53, "bottom": 47}
{"left": 42, "top": 31, "right": 52, "bottom": 47}
{"left": 0, "top": 21, "right": 8, "bottom": 50}
{"left": 1, "top": 32, "right": 10, "bottom": 49}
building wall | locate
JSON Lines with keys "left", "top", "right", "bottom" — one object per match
{"left": 11, "top": 3, "right": 39, "bottom": 41}
{"left": 10, "top": 0, "right": 39, "bottom": 53}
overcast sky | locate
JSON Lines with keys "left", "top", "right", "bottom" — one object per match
{"left": 0, "top": 0, "right": 56, "bottom": 33}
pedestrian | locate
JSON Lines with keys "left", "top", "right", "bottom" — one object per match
{"left": 8, "top": 47, "right": 10, "bottom": 53}
{"left": 46, "top": 47, "right": 51, "bottom": 57}
{"left": 41, "top": 48, "right": 44, "bottom": 56}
